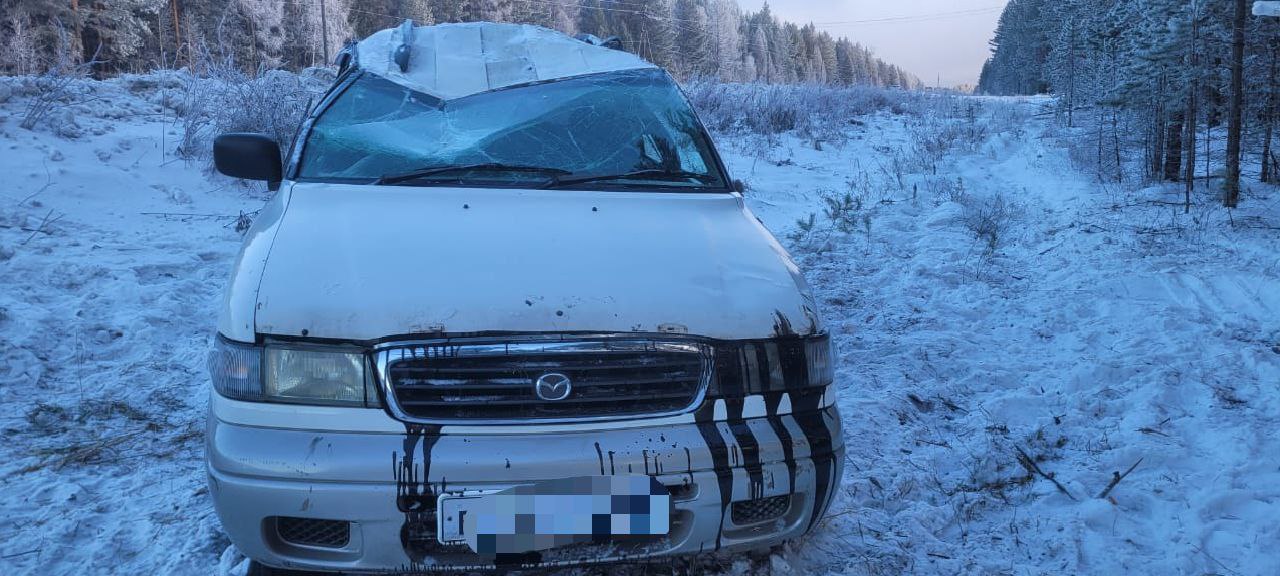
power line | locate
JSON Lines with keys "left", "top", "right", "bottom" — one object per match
{"left": 813, "top": 5, "right": 1006, "bottom": 27}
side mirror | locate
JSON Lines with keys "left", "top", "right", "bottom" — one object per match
{"left": 214, "top": 133, "right": 282, "bottom": 190}
{"left": 733, "top": 179, "right": 747, "bottom": 194}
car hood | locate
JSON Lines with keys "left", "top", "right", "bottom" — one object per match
{"left": 251, "top": 183, "right": 821, "bottom": 341}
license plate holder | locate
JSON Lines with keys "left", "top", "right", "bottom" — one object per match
{"left": 436, "top": 476, "right": 670, "bottom": 554}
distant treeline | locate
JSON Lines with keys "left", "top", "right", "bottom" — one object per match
{"left": 0, "top": 0, "right": 922, "bottom": 89}
{"left": 979, "top": 0, "right": 1279, "bottom": 204}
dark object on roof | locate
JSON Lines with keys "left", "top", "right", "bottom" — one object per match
{"left": 335, "top": 40, "right": 357, "bottom": 75}
{"left": 393, "top": 20, "right": 415, "bottom": 72}
{"left": 574, "top": 33, "right": 623, "bottom": 51}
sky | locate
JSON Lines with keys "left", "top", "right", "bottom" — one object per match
{"left": 735, "top": 1, "right": 1008, "bottom": 88}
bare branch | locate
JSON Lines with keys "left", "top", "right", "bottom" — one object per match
{"left": 1098, "top": 458, "right": 1144, "bottom": 499}
{"left": 1014, "top": 445, "right": 1077, "bottom": 501}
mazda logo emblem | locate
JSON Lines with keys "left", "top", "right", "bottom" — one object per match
{"left": 534, "top": 373, "right": 572, "bottom": 401}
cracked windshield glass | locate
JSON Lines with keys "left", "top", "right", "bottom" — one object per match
{"left": 299, "top": 68, "right": 724, "bottom": 189}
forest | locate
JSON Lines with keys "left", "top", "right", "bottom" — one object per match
{"left": 0, "top": 0, "right": 923, "bottom": 90}
{"left": 980, "top": 0, "right": 1280, "bottom": 208}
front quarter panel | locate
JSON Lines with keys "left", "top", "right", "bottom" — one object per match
{"left": 217, "top": 185, "right": 292, "bottom": 342}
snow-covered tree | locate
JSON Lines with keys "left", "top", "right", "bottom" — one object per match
{"left": 982, "top": 0, "right": 1280, "bottom": 200}
{"left": 0, "top": 0, "right": 924, "bottom": 91}
{"left": 467, "top": 0, "right": 515, "bottom": 22}
{"left": 705, "top": 0, "right": 742, "bottom": 81}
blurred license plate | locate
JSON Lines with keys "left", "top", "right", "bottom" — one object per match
{"left": 436, "top": 476, "right": 670, "bottom": 554}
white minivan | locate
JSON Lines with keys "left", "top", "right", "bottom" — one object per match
{"left": 205, "top": 22, "right": 843, "bottom": 574}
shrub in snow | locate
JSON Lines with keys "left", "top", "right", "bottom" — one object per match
{"left": 683, "top": 80, "right": 915, "bottom": 142}
{"left": 786, "top": 188, "right": 874, "bottom": 253}
{"left": 962, "top": 193, "right": 1016, "bottom": 253}
{"left": 18, "top": 26, "right": 98, "bottom": 133}
{"left": 821, "top": 191, "right": 865, "bottom": 234}
{"left": 19, "top": 61, "right": 95, "bottom": 132}
{"left": 926, "top": 176, "right": 968, "bottom": 204}
{"left": 177, "top": 49, "right": 327, "bottom": 168}
{"left": 905, "top": 98, "right": 1014, "bottom": 173}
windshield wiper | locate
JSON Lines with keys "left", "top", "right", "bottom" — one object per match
{"left": 542, "top": 169, "right": 718, "bottom": 189}
{"left": 375, "top": 163, "right": 570, "bottom": 185}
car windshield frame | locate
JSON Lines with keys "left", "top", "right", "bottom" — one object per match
{"left": 289, "top": 68, "right": 735, "bottom": 193}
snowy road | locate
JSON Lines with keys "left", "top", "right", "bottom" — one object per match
{"left": 1, "top": 80, "right": 1278, "bottom": 575}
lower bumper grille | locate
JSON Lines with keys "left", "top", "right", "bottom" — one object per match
{"left": 276, "top": 517, "right": 350, "bottom": 548}
{"left": 377, "top": 338, "right": 711, "bottom": 423}
{"left": 731, "top": 495, "right": 791, "bottom": 525}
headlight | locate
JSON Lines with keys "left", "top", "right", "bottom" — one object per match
{"left": 264, "top": 347, "right": 367, "bottom": 405}
{"left": 208, "top": 337, "right": 380, "bottom": 407}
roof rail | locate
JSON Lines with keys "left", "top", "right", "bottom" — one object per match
{"left": 393, "top": 20, "right": 415, "bottom": 72}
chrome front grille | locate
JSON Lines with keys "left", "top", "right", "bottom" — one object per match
{"left": 376, "top": 338, "right": 712, "bottom": 423}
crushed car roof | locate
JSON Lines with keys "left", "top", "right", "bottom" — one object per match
{"left": 355, "top": 22, "right": 657, "bottom": 101}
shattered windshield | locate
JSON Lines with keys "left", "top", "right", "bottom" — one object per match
{"left": 297, "top": 68, "right": 727, "bottom": 190}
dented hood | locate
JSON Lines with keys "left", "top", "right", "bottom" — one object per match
{"left": 253, "top": 183, "right": 820, "bottom": 341}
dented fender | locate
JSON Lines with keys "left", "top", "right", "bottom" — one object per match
{"left": 217, "top": 185, "right": 293, "bottom": 343}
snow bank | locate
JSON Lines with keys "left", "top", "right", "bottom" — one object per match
{"left": 0, "top": 71, "right": 275, "bottom": 574}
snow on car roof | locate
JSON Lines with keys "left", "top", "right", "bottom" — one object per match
{"left": 355, "top": 22, "right": 658, "bottom": 101}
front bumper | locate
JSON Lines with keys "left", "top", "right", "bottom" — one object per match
{"left": 207, "top": 403, "right": 843, "bottom": 572}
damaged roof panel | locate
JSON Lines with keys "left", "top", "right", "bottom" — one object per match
{"left": 356, "top": 22, "right": 657, "bottom": 101}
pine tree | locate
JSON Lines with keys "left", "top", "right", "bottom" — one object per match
{"left": 402, "top": 0, "right": 436, "bottom": 24}
{"left": 431, "top": 0, "right": 467, "bottom": 23}
{"left": 576, "top": 0, "right": 608, "bottom": 37}
{"left": 630, "top": 0, "right": 676, "bottom": 70}
{"left": 748, "top": 21, "right": 770, "bottom": 82}
{"left": 514, "top": 0, "right": 574, "bottom": 31}
{"left": 673, "top": 0, "right": 712, "bottom": 79}
{"left": 349, "top": 0, "right": 397, "bottom": 39}
{"left": 467, "top": 0, "right": 514, "bottom": 22}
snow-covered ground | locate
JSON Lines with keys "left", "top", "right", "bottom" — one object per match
{"left": 1, "top": 75, "right": 1277, "bottom": 575}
